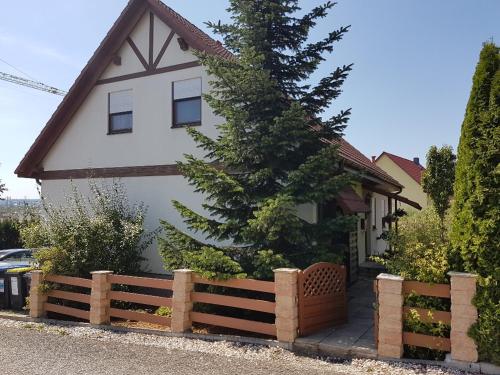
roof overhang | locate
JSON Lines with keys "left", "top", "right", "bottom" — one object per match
{"left": 337, "top": 187, "right": 370, "bottom": 214}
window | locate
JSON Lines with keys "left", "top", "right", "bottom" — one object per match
{"left": 109, "top": 90, "right": 133, "bottom": 134}
{"left": 172, "top": 78, "right": 201, "bottom": 127}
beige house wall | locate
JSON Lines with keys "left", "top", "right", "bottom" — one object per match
{"left": 375, "top": 155, "right": 428, "bottom": 211}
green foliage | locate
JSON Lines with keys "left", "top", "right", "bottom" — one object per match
{"left": 159, "top": 0, "right": 356, "bottom": 279}
{"left": 403, "top": 308, "right": 450, "bottom": 360}
{"left": 422, "top": 145, "right": 456, "bottom": 224}
{"left": 251, "top": 250, "right": 292, "bottom": 280}
{"left": 373, "top": 208, "right": 450, "bottom": 283}
{"left": 154, "top": 306, "right": 172, "bottom": 318}
{"left": 22, "top": 181, "right": 156, "bottom": 277}
{"left": 0, "top": 219, "right": 22, "bottom": 250}
{"left": 373, "top": 208, "right": 451, "bottom": 360}
{"left": 450, "top": 42, "right": 499, "bottom": 365}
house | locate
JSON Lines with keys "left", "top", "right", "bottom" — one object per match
{"left": 15, "top": 0, "right": 419, "bottom": 279}
{"left": 374, "top": 152, "right": 428, "bottom": 211}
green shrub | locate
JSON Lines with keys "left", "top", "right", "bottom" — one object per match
{"left": 22, "top": 181, "right": 156, "bottom": 277}
{"left": 450, "top": 42, "right": 499, "bottom": 365}
{"left": 0, "top": 219, "right": 22, "bottom": 250}
{"left": 373, "top": 208, "right": 451, "bottom": 360}
{"left": 154, "top": 306, "right": 172, "bottom": 317}
{"left": 373, "top": 207, "right": 450, "bottom": 283}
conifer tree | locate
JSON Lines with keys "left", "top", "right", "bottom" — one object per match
{"left": 450, "top": 42, "right": 499, "bottom": 364}
{"left": 421, "top": 145, "right": 456, "bottom": 227}
{"left": 159, "top": 0, "right": 355, "bottom": 279}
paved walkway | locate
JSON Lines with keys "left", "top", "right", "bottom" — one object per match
{"left": 295, "top": 278, "right": 377, "bottom": 358}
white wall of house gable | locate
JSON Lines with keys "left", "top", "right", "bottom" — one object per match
{"left": 156, "top": 36, "right": 198, "bottom": 68}
{"left": 100, "top": 39, "right": 146, "bottom": 79}
{"left": 129, "top": 11, "right": 151, "bottom": 62}
{"left": 42, "top": 65, "right": 221, "bottom": 170}
{"left": 152, "top": 14, "right": 172, "bottom": 59}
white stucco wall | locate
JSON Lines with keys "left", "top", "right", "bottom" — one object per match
{"left": 39, "top": 12, "right": 227, "bottom": 274}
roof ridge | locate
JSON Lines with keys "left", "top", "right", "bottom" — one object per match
{"left": 378, "top": 151, "right": 425, "bottom": 184}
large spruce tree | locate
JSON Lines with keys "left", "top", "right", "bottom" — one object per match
{"left": 159, "top": 0, "right": 355, "bottom": 279}
{"left": 450, "top": 42, "right": 499, "bottom": 364}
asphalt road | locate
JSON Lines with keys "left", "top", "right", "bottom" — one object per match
{"left": 0, "top": 326, "right": 343, "bottom": 375}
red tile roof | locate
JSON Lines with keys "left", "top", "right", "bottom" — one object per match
{"left": 377, "top": 152, "right": 426, "bottom": 184}
{"left": 328, "top": 139, "right": 403, "bottom": 189}
{"left": 150, "top": 0, "right": 232, "bottom": 59}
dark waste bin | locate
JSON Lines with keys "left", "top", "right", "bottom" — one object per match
{"left": 0, "top": 270, "right": 10, "bottom": 310}
{"left": 7, "top": 268, "right": 31, "bottom": 311}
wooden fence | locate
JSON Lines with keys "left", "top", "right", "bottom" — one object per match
{"left": 401, "top": 280, "right": 451, "bottom": 351}
{"left": 375, "top": 272, "right": 479, "bottom": 363}
{"left": 191, "top": 274, "right": 276, "bottom": 336}
{"left": 108, "top": 274, "right": 173, "bottom": 326}
{"left": 44, "top": 274, "right": 92, "bottom": 321}
{"left": 29, "top": 263, "right": 346, "bottom": 344}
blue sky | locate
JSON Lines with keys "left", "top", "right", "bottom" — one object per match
{"left": 0, "top": 0, "right": 498, "bottom": 199}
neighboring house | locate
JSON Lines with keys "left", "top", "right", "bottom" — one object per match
{"left": 15, "top": 0, "right": 419, "bottom": 280}
{"left": 374, "top": 152, "right": 428, "bottom": 211}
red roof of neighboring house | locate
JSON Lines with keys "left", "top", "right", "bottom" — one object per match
{"left": 376, "top": 152, "right": 425, "bottom": 184}
{"left": 330, "top": 139, "right": 403, "bottom": 189}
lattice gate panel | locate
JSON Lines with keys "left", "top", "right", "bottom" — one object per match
{"left": 298, "top": 262, "right": 347, "bottom": 336}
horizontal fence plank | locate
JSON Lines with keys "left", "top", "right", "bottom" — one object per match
{"left": 45, "top": 274, "right": 92, "bottom": 289}
{"left": 192, "top": 292, "right": 275, "bottom": 314}
{"left": 403, "top": 332, "right": 451, "bottom": 351}
{"left": 110, "top": 291, "right": 172, "bottom": 307}
{"left": 44, "top": 302, "right": 90, "bottom": 321}
{"left": 192, "top": 275, "right": 275, "bottom": 294}
{"left": 110, "top": 308, "right": 171, "bottom": 326}
{"left": 109, "top": 274, "right": 173, "bottom": 290}
{"left": 403, "top": 307, "right": 451, "bottom": 325}
{"left": 47, "top": 290, "right": 91, "bottom": 304}
{"left": 190, "top": 311, "right": 276, "bottom": 336}
{"left": 403, "top": 281, "right": 450, "bottom": 298}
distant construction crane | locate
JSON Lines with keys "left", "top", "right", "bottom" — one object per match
{"left": 0, "top": 71, "right": 66, "bottom": 96}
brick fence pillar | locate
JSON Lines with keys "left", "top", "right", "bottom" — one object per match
{"left": 29, "top": 270, "right": 47, "bottom": 318}
{"left": 171, "top": 269, "right": 194, "bottom": 333}
{"left": 376, "top": 273, "right": 404, "bottom": 358}
{"left": 274, "top": 268, "right": 300, "bottom": 343}
{"left": 448, "top": 272, "right": 478, "bottom": 363}
{"left": 89, "top": 271, "right": 113, "bottom": 325}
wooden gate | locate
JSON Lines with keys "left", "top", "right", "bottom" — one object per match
{"left": 298, "top": 262, "right": 347, "bottom": 336}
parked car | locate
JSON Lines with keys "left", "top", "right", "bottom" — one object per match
{"left": 0, "top": 249, "right": 34, "bottom": 269}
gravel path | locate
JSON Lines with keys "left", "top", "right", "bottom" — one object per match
{"left": 0, "top": 318, "right": 476, "bottom": 375}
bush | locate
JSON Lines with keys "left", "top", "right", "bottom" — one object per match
{"left": 450, "top": 42, "right": 499, "bottom": 365}
{"left": 374, "top": 208, "right": 450, "bottom": 283}
{"left": 373, "top": 208, "right": 451, "bottom": 360}
{"left": 0, "top": 219, "right": 22, "bottom": 250}
{"left": 21, "top": 181, "right": 156, "bottom": 277}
